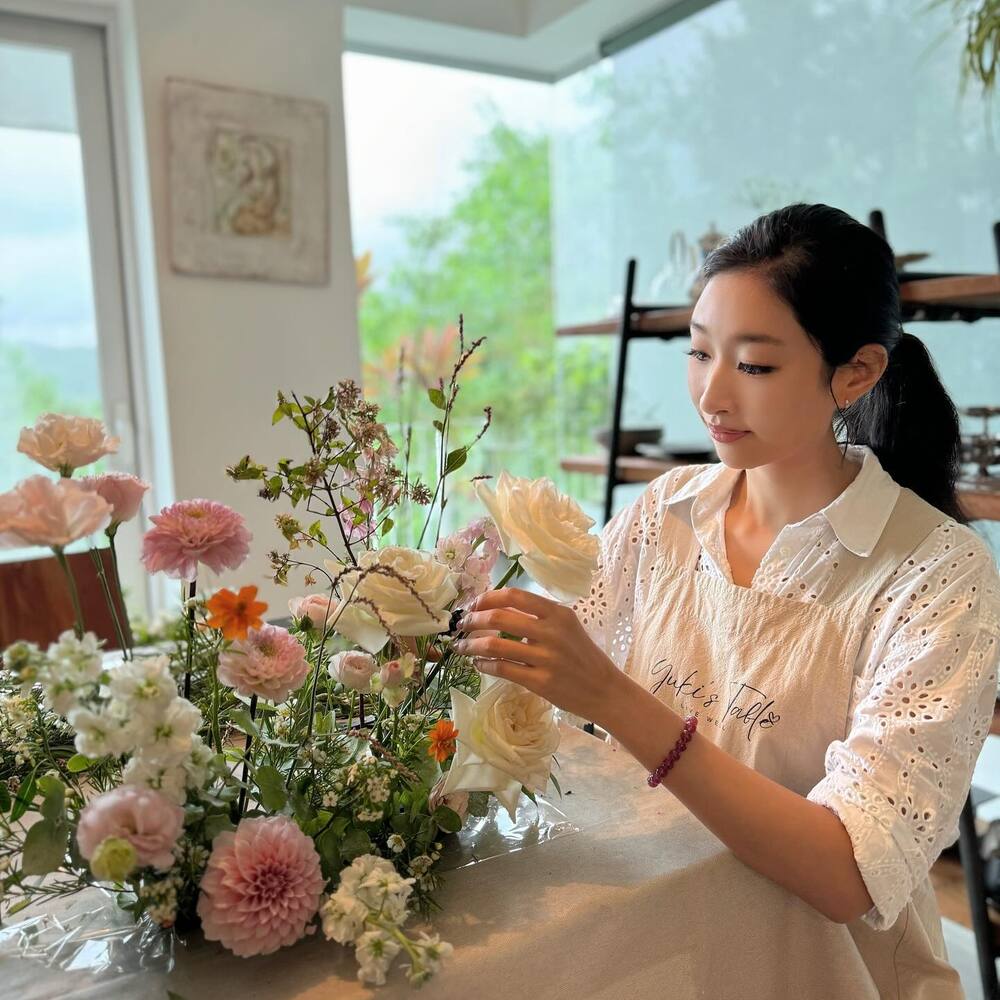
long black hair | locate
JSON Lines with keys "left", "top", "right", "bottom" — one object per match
{"left": 701, "top": 203, "right": 968, "bottom": 525}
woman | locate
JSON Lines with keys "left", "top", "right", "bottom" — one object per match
{"left": 453, "top": 204, "right": 1000, "bottom": 997}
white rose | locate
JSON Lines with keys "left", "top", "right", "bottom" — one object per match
{"left": 474, "top": 472, "right": 599, "bottom": 602}
{"left": 17, "top": 413, "right": 120, "bottom": 475}
{"left": 324, "top": 547, "right": 459, "bottom": 652}
{"left": 439, "top": 674, "right": 560, "bottom": 821}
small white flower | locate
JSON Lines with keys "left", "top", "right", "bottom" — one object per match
{"left": 386, "top": 834, "right": 406, "bottom": 854}
{"left": 105, "top": 656, "right": 176, "bottom": 717}
{"left": 134, "top": 697, "right": 202, "bottom": 763}
{"left": 121, "top": 756, "right": 187, "bottom": 804}
{"left": 355, "top": 928, "right": 402, "bottom": 986}
{"left": 320, "top": 889, "right": 369, "bottom": 945}
{"left": 67, "top": 706, "right": 127, "bottom": 758}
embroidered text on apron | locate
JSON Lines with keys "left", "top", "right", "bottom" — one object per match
{"left": 619, "top": 468, "right": 964, "bottom": 999}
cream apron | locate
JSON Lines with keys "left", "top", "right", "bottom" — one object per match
{"left": 619, "top": 469, "right": 965, "bottom": 999}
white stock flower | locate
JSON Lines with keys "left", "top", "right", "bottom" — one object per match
{"left": 355, "top": 928, "right": 402, "bottom": 986}
{"left": 320, "top": 890, "right": 369, "bottom": 945}
{"left": 439, "top": 674, "right": 560, "bottom": 821}
{"left": 182, "top": 734, "right": 214, "bottom": 790}
{"left": 105, "top": 655, "right": 176, "bottom": 718}
{"left": 121, "top": 756, "right": 188, "bottom": 804}
{"left": 323, "top": 547, "right": 459, "bottom": 653}
{"left": 67, "top": 706, "right": 129, "bottom": 759}
{"left": 473, "top": 471, "right": 599, "bottom": 602}
{"left": 131, "top": 698, "right": 202, "bottom": 763}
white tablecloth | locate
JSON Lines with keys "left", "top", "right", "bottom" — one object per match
{"left": 1, "top": 725, "right": 909, "bottom": 999}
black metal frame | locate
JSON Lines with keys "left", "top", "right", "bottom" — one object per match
{"left": 598, "top": 210, "right": 1000, "bottom": 995}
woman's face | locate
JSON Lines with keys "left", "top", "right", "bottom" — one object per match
{"left": 687, "top": 270, "right": 837, "bottom": 468}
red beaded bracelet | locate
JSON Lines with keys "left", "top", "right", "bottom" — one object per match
{"left": 647, "top": 715, "right": 698, "bottom": 788}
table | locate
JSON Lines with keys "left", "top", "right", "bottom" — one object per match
{"left": 2, "top": 725, "right": 913, "bottom": 999}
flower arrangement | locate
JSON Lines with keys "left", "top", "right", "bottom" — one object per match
{"left": 0, "top": 328, "right": 601, "bottom": 987}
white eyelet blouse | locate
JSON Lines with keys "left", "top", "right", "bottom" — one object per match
{"left": 572, "top": 443, "right": 1000, "bottom": 931}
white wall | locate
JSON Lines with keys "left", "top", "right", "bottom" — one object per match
{"left": 127, "top": 0, "right": 361, "bottom": 611}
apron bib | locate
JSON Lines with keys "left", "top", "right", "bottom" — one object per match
{"left": 621, "top": 473, "right": 965, "bottom": 998}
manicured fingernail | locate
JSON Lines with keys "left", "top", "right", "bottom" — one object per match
{"left": 454, "top": 640, "right": 467, "bottom": 653}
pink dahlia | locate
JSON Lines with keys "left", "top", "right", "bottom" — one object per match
{"left": 197, "top": 816, "right": 324, "bottom": 957}
{"left": 217, "top": 624, "right": 309, "bottom": 703}
{"left": 76, "top": 785, "right": 184, "bottom": 871}
{"left": 141, "top": 499, "right": 251, "bottom": 581}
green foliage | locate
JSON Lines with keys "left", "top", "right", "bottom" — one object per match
{"left": 359, "top": 116, "right": 612, "bottom": 532}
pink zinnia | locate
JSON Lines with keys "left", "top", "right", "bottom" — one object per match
{"left": 197, "top": 816, "right": 324, "bottom": 957}
{"left": 79, "top": 472, "right": 150, "bottom": 527}
{"left": 217, "top": 624, "right": 309, "bottom": 703}
{"left": 141, "top": 499, "right": 251, "bottom": 581}
{"left": 76, "top": 785, "right": 184, "bottom": 871}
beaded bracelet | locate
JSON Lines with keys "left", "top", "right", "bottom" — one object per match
{"left": 647, "top": 715, "right": 698, "bottom": 788}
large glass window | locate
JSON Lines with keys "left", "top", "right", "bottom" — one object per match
{"left": 0, "top": 13, "right": 145, "bottom": 598}
{"left": 342, "top": 52, "right": 612, "bottom": 538}
{"left": 551, "top": 0, "right": 1000, "bottom": 550}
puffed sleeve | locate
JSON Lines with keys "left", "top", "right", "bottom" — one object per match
{"left": 807, "top": 522, "right": 1000, "bottom": 930}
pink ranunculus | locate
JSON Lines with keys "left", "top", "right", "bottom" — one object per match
{"left": 288, "top": 593, "right": 335, "bottom": 630}
{"left": 17, "top": 413, "right": 120, "bottom": 475}
{"left": 140, "top": 499, "right": 251, "bottom": 581}
{"left": 78, "top": 472, "right": 150, "bottom": 527}
{"left": 76, "top": 785, "right": 184, "bottom": 871}
{"left": 0, "top": 475, "right": 112, "bottom": 550}
{"left": 197, "top": 815, "right": 324, "bottom": 957}
{"left": 328, "top": 650, "right": 376, "bottom": 692}
{"left": 217, "top": 624, "right": 309, "bottom": 703}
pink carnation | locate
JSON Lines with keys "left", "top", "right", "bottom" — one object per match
{"left": 217, "top": 624, "right": 309, "bottom": 703}
{"left": 197, "top": 816, "right": 324, "bottom": 957}
{"left": 141, "top": 499, "right": 251, "bottom": 581}
{"left": 0, "top": 475, "right": 112, "bottom": 550}
{"left": 76, "top": 785, "right": 184, "bottom": 871}
{"left": 79, "top": 472, "right": 150, "bottom": 527}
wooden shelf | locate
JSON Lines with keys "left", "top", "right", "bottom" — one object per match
{"left": 556, "top": 274, "right": 1000, "bottom": 337}
{"left": 560, "top": 454, "right": 1000, "bottom": 521}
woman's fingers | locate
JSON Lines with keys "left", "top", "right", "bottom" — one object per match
{"left": 469, "top": 587, "right": 560, "bottom": 619}
{"left": 454, "top": 633, "right": 546, "bottom": 668}
{"left": 458, "top": 607, "right": 544, "bottom": 642}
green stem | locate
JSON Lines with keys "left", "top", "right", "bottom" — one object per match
{"left": 183, "top": 579, "right": 197, "bottom": 700}
{"left": 88, "top": 547, "right": 129, "bottom": 656}
{"left": 237, "top": 694, "right": 257, "bottom": 818}
{"left": 53, "top": 547, "right": 85, "bottom": 639}
{"left": 107, "top": 531, "right": 133, "bottom": 660}
{"left": 494, "top": 557, "right": 520, "bottom": 591}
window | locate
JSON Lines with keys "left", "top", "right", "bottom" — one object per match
{"left": 0, "top": 12, "right": 147, "bottom": 604}
{"left": 342, "top": 52, "right": 613, "bottom": 540}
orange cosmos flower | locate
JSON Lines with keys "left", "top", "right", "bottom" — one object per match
{"left": 205, "top": 585, "right": 268, "bottom": 640}
{"left": 428, "top": 719, "right": 459, "bottom": 763}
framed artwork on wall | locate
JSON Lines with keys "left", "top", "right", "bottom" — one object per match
{"left": 166, "top": 77, "right": 329, "bottom": 285}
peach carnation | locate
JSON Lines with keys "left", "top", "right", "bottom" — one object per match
{"left": 217, "top": 624, "right": 309, "bottom": 703}
{"left": 0, "top": 475, "right": 112, "bottom": 550}
{"left": 78, "top": 472, "right": 150, "bottom": 527}
{"left": 141, "top": 499, "right": 251, "bottom": 580}
{"left": 197, "top": 816, "right": 324, "bottom": 957}
{"left": 17, "top": 413, "right": 119, "bottom": 475}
